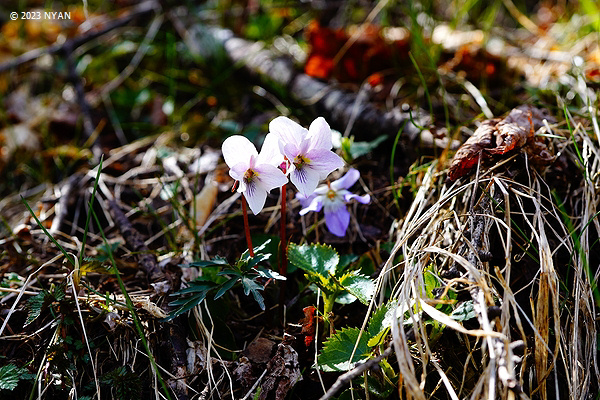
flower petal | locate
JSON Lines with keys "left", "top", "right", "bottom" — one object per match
{"left": 244, "top": 182, "right": 268, "bottom": 215}
{"left": 283, "top": 142, "right": 301, "bottom": 163}
{"left": 253, "top": 164, "right": 288, "bottom": 191}
{"left": 256, "top": 133, "right": 284, "bottom": 167}
{"left": 299, "top": 195, "right": 324, "bottom": 215}
{"left": 229, "top": 162, "right": 248, "bottom": 182}
{"left": 269, "top": 116, "right": 306, "bottom": 149}
{"left": 222, "top": 135, "right": 257, "bottom": 169}
{"left": 307, "top": 117, "right": 333, "bottom": 150}
{"left": 296, "top": 192, "right": 317, "bottom": 209}
{"left": 324, "top": 206, "right": 350, "bottom": 237}
{"left": 331, "top": 168, "right": 360, "bottom": 190}
{"left": 344, "top": 193, "right": 371, "bottom": 204}
{"left": 290, "top": 165, "right": 321, "bottom": 196}
{"left": 305, "top": 148, "right": 344, "bottom": 180}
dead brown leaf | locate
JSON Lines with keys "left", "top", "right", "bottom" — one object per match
{"left": 447, "top": 105, "right": 556, "bottom": 181}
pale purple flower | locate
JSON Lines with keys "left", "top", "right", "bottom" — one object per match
{"left": 296, "top": 168, "right": 370, "bottom": 237}
{"left": 269, "top": 116, "right": 344, "bottom": 196}
{"left": 222, "top": 134, "right": 288, "bottom": 215}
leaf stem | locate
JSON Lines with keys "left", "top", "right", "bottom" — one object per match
{"left": 242, "top": 195, "right": 254, "bottom": 257}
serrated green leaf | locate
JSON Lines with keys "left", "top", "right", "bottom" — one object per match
{"left": 339, "top": 273, "right": 375, "bottom": 305}
{"left": 287, "top": 243, "right": 339, "bottom": 277}
{"left": 0, "top": 364, "right": 25, "bottom": 391}
{"left": 367, "top": 301, "right": 398, "bottom": 347}
{"left": 450, "top": 300, "right": 476, "bottom": 321}
{"left": 318, "top": 327, "right": 371, "bottom": 372}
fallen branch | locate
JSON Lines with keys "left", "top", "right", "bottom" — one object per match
{"left": 170, "top": 13, "right": 456, "bottom": 149}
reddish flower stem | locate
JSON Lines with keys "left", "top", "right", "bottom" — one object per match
{"left": 279, "top": 183, "right": 287, "bottom": 322}
{"left": 241, "top": 195, "right": 254, "bottom": 257}
{"left": 279, "top": 184, "right": 287, "bottom": 276}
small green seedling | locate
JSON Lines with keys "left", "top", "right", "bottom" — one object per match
{"left": 166, "top": 240, "right": 285, "bottom": 320}
{"left": 287, "top": 243, "right": 375, "bottom": 334}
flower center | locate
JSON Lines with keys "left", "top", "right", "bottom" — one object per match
{"left": 244, "top": 169, "right": 257, "bottom": 183}
{"left": 326, "top": 189, "right": 336, "bottom": 200}
{"left": 293, "top": 154, "right": 310, "bottom": 169}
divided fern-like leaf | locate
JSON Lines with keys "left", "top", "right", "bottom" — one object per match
{"left": 25, "top": 291, "right": 47, "bottom": 326}
{"left": 0, "top": 364, "right": 26, "bottom": 391}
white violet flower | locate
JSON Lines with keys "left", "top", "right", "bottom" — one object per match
{"left": 269, "top": 116, "right": 344, "bottom": 196}
{"left": 222, "top": 134, "right": 288, "bottom": 215}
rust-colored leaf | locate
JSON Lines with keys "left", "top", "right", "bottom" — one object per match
{"left": 304, "top": 20, "right": 409, "bottom": 83}
{"left": 300, "top": 305, "right": 317, "bottom": 347}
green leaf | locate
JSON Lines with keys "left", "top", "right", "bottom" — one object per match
{"left": 254, "top": 268, "right": 286, "bottom": 281}
{"left": 240, "top": 239, "right": 272, "bottom": 262}
{"left": 342, "top": 135, "right": 387, "bottom": 161}
{"left": 340, "top": 273, "right": 375, "bottom": 305}
{"left": 185, "top": 257, "right": 229, "bottom": 268}
{"left": 334, "top": 291, "right": 358, "bottom": 305}
{"left": 0, "top": 364, "right": 25, "bottom": 391}
{"left": 367, "top": 301, "right": 398, "bottom": 347}
{"left": 338, "top": 254, "right": 358, "bottom": 270}
{"left": 241, "top": 277, "right": 265, "bottom": 310}
{"left": 423, "top": 266, "right": 440, "bottom": 296}
{"left": 25, "top": 291, "right": 48, "bottom": 326}
{"left": 214, "top": 278, "right": 238, "bottom": 300}
{"left": 318, "top": 327, "right": 371, "bottom": 372}
{"left": 287, "top": 243, "right": 339, "bottom": 277}
{"left": 247, "top": 253, "right": 271, "bottom": 269}
{"left": 450, "top": 300, "right": 476, "bottom": 321}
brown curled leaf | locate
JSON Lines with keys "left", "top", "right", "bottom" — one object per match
{"left": 447, "top": 120, "right": 497, "bottom": 181}
{"left": 447, "top": 105, "right": 556, "bottom": 181}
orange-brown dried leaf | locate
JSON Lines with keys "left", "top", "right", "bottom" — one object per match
{"left": 448, "top": 105, "right": 555, "bottom": 181}
{"left": 304, "top": 20, "right": 409, "bottom": 83}
{"left": 300, "top": 305, "right": 317, "bottom": 347}
{"left": 447, "top": 120, "right": 496, "bottom": 181}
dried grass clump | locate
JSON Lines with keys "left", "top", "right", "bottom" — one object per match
{"left": 373, "top": 105, "right": 600, "bottom": 399}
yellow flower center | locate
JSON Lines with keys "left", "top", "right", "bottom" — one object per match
{"left": 244, "top": 169, "right": 257, "bottom": 183}
{"left": 293, "top": 155, "right": 310, "bottom": 169}
{"left": 326, "top": 189, "right": 336, "bottom": 200}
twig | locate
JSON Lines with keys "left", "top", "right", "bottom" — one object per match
{"left": 319, "top": 346, "right": 393, "bottom": 400}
